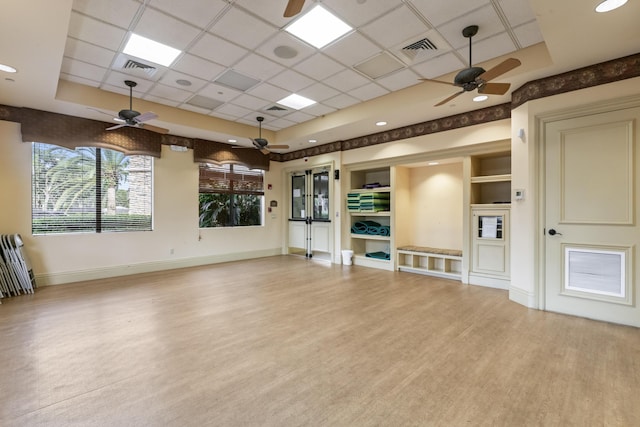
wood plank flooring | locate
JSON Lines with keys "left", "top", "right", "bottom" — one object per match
{"left": 0, "top": 255, "right": 638, "bottom": 426}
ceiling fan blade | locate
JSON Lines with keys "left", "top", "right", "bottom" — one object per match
{"left": 134, "top": 111, "right": 159, "bottom": 123}
{"left": 478, "top": 82, "right": 511, "bottom": 95}
{"left": 434, "top": 91, "right": 465, "bottom": 107}
{"left": 266, "top": 144, "right": 289, "bottom": 150}
{"left": 477, "top": 58, "right": 521, "bottom": 82}
{"left": 260, "top": 148, "right": 270, "bottom": 155}
{"left": 284, "top": 0, "right": 305, "bottom": 17}
{"left": 138, "top": 123, "right": 169, "bottom": 134}
{"left": 419, "top": 78, "right": 457, "bottom": 87}
{"left": 106, "top": 124, "right": 127, "bottom": 131}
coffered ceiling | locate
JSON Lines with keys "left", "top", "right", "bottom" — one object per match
{"left": 1, "top": 0, "right": 639, "bottom": 151}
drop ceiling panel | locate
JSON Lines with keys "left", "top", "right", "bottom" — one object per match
{"left": 144, "top": 94, "right": 181, "bottom": 107}
{"left": 198, "top": 82, "right": 242, "bottom": 102}
{"left": 210, "top": 8, "right": 278, "bottom": 50}
{"left": 497, "top": 0, "right": 538, "bottom": 27}
{"left": 322, "top": 0, "right": 403, "bottom": 28}
{"left": 134, "top": 8, "right": 202, "bottom": 50}
{"left": 159, "top": 70, "right": 208, "bottom": 92}
{"left": 360, "top": 5, "right": 431, "bottom": 50}
{"left": 323, "top": 68, "right": 370, "bottom": 92}
{"left": 61, "top": 58, "right": 108, "bottom": 82}
{"left": 437, "top": 5, "right": 508, "bottom": 49}
{"left": 64, "top": 38, "right": 115, "bottom": 68}
{"left": 297, "top": 82, "right": 340, "bottom": 102}
{"left": 409, "top": 0, "right": 490, "bottom": 27}
{"left": 233, "top": 54, "right": 286, "bottom": 81}
{"left": 293, "top": 54, "right": 343, "bottom": 81}
{"left": 300, "top": 103, "right": 337, "bottom": 117}
{"left": 411, "top": 52, "right": 466, "bottom": 79}
{"left": 324, "top": 93, "right": 360, "bottom": 109}
{"left": 188, "top": 33, "right": 249, "bottom": 66}
{"left": 456, "top": 33, "right": 517, "bottom": 64}
{"left": 147, "top": 83, "right": 193, "bottom": 103}
{"left": 255, "top": 32, "right": 316, "bottom": 67}
{"left": 215, "top": 103, "right": 253, "bottom": 118}
{"left": 269, "top": 70, "right": 315, "bottom": 93}
{"left": 323, "top": 32, "right": 381, "bottom": 67}
{"left": 247, "top": 83, "right": 291, "bottom": 103}
{"left": 231, "top": 94, "right": 271, "bottom": 110}
{"left": 147, "top": 0, "right": 228, "bottom": 29}
{"left": 71, "top": 0, "right": 141, "bottom": 29}
{"left": 60, "top": 73, "right": 102, "bottom": 88}
{"left": 67, "top": 13, "right": 127, "bottom": 51}
{"left": 513, "top": 22, "right": 544, "bottom": 48}
{"left": 104, "top": 71, "right": 155, "bottom": 92}
{"left": 376, "top": 68, "right": 421, "bottom": 92}
{"left": 348, "top": 82, "right": 390, "bottom": 102}
{"left": 172, "top": 54, "right": 226, "bottom": 81}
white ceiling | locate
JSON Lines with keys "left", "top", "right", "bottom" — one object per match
{"left": 1, "top": 0, "right": 639, "bottom": 152}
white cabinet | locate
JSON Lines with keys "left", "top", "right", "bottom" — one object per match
{"left": 469, "top": 207, "right": 510, "bottom": 289}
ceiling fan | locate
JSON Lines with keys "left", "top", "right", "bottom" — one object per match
{"left": 104, "top": 80, "right": 169, "bottom": 134}
{"left": 239, "top": 116, "right": 289, "bottom": 154}
{"left": 284, "top": 0, "right": 305, "bottom": 17}
{"left": 421, "top": 25, "right": 521, "bottom": 107}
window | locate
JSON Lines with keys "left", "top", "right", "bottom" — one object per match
{"left": 198, "top": 163, "right": 263, "bottom": 227}
{"left": 31, "top": 142, "right": 153, "bottom": 234}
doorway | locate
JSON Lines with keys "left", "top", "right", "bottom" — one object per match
{"left": 288, "top": 167, "right": 332, "bottom": 261}
{"left": 542, "top": 103, "right": 640, "bottom": 326}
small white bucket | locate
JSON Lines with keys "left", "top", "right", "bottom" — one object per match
{"left": 341, "top": 250, "right": 354, "bottom": 265}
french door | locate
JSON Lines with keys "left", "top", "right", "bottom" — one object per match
{"left": 543, "top": 105, "right": 640, "bottom": 327}
{"left": 288, "top": 168, "right": 332, "bottom": 260}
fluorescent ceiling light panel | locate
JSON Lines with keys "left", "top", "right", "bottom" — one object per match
{"left": 285, "top": 5, "right": 352, "bottom": 49}
{"left": 123, "top": 33, "right": 181, "bottom": 67}
{"left": 277, "top": 94, "right": 316, "bottom": 110}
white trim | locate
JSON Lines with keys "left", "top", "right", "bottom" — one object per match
{"left": 509, "top": 286, "right": 537, "bottom": 308}
{"left": 35, "top": 248, "right": 282, "bottom": 286}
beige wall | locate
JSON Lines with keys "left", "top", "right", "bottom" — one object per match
{"left": 510, "top": 76, "right": 640, "bottom": 308}
{"left": 405, "top": 163, "right": 463, "bottom": 251}
{"left": 0, "top": 120, "right": 284, "bottom": 285}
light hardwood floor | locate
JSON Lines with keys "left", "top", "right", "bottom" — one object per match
{"left": 1, "top": 255, "right": 638, "bottom": 426}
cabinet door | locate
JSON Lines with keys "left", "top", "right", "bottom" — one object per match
{"left": 471, "top": 209, "right": 509, "bottom": 276}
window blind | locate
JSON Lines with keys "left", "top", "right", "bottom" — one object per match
{"left": 31, "top": 142, "right": 153, "bottom": 234}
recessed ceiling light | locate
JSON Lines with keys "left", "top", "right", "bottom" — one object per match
{"left": 277, "top": 94, "right": 316, "bottom": 110}
{"left": 285, "top": 5, "right": 352, "bottom": 49}
{"left": 123, "top": 33, "right": 181, "bottom": 67}
{"left": 595, "top": 0, "right": 627, "bottom": 12}
{"left": 228, "top": 139, "right": 237, "bottom": 143}
{"left": 473, "top": 95, "right": 488, "bottom": 102}
{"left": 176, "top": 79, "right": 192, "bottom": 86}
{"left": 376, "top": 121, "right": 387, "bottom": 126}
{"left": 0, "top": 63, "right": 17, "bottom": 73}
{"left": 428, "top": 162, "right": 440, "bottom": 166}
{"left": 309, "top": 139, "right": 317, "bottom": 143}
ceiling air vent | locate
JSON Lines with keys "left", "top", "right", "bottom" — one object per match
{"left": 122, "top": 59, "right": 157, "bottom": 77}
{"left": 402, "top": 37, "right": 437, "bottom": 52}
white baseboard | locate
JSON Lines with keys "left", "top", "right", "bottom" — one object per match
{"left": 468, "top": 274, "right": 509, "bottom": 290}
{"left": 35, "top": 248, "right": 282, "bottom": 286}
{"left": 509, "top": 286, "right": 537, "bottom": 308}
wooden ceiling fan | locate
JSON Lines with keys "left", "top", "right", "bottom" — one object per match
{"left": 284, "top": 0, "right": 305, "bottom": 17}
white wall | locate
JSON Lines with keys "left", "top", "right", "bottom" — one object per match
{"left": 0, "top": 120, "right": 284, "bottom": 285}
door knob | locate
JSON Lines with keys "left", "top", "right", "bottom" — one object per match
{"left": 548, "top": 228, "right": 562, "bottom": 236}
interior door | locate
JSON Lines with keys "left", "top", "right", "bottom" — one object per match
{"left": 288, "top": 168, "right": 332, "bottom": 260}
{"left": 544, "top": 106, "right": 640, "bottom": 326}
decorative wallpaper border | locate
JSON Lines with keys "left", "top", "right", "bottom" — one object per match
{"left": 512, "top": 52, "right": 640, "bottom": 109}
{"left": 3, "top": 51, "right": 638, "bottom": 164}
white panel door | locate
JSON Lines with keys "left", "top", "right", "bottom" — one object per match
{"left": 544, "top": 106, "right": 640, "bottom": 326}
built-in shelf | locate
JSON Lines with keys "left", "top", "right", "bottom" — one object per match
{"left": 351, "top": 234, "right": 390, "bottom": 241}
{"left": 397, "top": 249, "right": 462, "bottom": 280}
